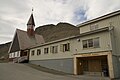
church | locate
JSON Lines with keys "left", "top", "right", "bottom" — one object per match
{"left": 8, "top": 13, "right": 45, "bottom": 62}
{"left": 8, "top": 10, "right": 120, "bottom": 79}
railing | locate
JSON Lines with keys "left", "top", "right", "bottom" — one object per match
{"left": 13, "top": 57, "right": 19, "bottom": 63}
{"left": 18, "top": 56, "right": 28, "bottom": 63}
{"left": 13, "top": 56, "right": 28, "bottom": 63}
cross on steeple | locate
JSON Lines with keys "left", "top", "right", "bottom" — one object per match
{"left": 32, "top": 7, "right": 34, "bottom": 12}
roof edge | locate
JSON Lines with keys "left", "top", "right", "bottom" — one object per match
{"left": 77, "top": 10, "right": 120, "bottom": 27}
{"left": 29, "top": 27, "right": 109, "bottom": 49}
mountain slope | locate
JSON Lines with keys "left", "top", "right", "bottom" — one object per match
{"left": 35, "top": 22, "right": 80, "bottom": 42}
{"left": 0, "top": 42, "right": 11, "bottom": 58}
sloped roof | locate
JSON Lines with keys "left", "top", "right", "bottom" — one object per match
{"left": 27, "top": 14, "right": 35, "bottom": 26}
{"left": 9, "top": 29, "right": 44, "bottom": 53}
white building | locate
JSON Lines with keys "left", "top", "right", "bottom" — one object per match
{"left": 29, "top": 10, "right": 120, "bottom": 79}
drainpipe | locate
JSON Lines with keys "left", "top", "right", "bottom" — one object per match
{"left": 108, "top": 24, "right": 116, "bottom": 79}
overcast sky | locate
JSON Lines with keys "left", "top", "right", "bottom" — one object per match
{"left": 0, "top": 0, "right": 120, "bottom": 44}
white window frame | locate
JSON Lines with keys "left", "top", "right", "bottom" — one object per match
{"left": 60, "top": 43, "right": 70, "bottom": 52}
{"left": 31, "top": 50, "right": 35, "bottom": 56}
{"left": 82, "top": 37, "right": 100, "bottom": 49}
{"left": 50, "top": 46, "right": 58, "bottom": 54}
{"left": 37, "top": 49, "right": 41, "bottom": 55}
{"left": 44, "top": 47, "right": 49, "bottom": 54}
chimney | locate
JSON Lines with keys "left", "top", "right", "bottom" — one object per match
{"left": 27, "top": 13, "right": 35, "bottom": 36}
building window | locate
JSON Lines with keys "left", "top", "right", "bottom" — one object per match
{"left": 82, "top": 37, "right": 100, "bottom": 49}
{"left": 88, "top": 39, "right": 93, "bottom": 48}
{"left": 83, "top": 40, "right": 87, "bottom": 48}
{"left": 31, "top": 50, "right": 35, "bottom": 56}
{"left": 37, "top": 49, "right": 41, "bottom": 55}
{"left": 17, "top": 51, "right": 19, "bottom": 57}
{"left": 90, "top": 24, "right": 99, "bottom": 31}
{"left": 14, "top": 52, "right": 15, "bottom": 57}
{"left": 94, "top": 37, "right": 100, "bottom": 48}
{"left": 60, "top": 43, "right": 70, "bottom": 52}
{"left": 44, "top": 47, "right": 49, "bottom": 54}
{"left": 50, "top": 46, "right": 58, "bottom": 54}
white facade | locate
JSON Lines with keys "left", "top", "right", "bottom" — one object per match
{"left": 29, "top": 10, "right": 120, "bottom": 79}
{"left": 9, "top": 51, "right": 20, "bottom": 58}
{"left": 29, "top": 28, "right": 112, "bottom": 60}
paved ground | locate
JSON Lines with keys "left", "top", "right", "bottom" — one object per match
{"left": 0, "top": 63, "right": 110, "bottom": 80}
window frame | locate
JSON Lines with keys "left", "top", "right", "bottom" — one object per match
{"left": 44, "top": 47, "right": 49, "bottom": 54}
{"left": 93, "top": 37, "right": 100, "bottom": 48}
{"left": 37, "top": 49, "right": 41, "bottom": 55}
{"left": 17, "top": 51, "right": 19, "bottom": 57}
{"left": 61, "top": 43, "right": 70, "bottom": 52}
{"left": 50, "top": 46, "right": 58, "bottom": 54}
{"left": 31, "top": 50, "right": 35, "bottom": 56}
{"left": 83, "top": 40, "right": 88, "bottom": 49}
{"left": 82, "top": 37, "right": 100, "bottom": 49}
{"left": 88, "top": 39, "right": 93, "bottom": 48}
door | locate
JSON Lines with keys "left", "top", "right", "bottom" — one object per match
{"left": 89, "top": 60, "right": 101, "bottom": 72}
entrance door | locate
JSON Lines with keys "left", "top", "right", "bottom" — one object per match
{"left": 21, "top": 50, "right": 28, "bottom": 57}
{"left": 89, "top": 60, "right": 101, "bottom": 72}
{"left": 76, "top": 55, "right": 109, "bottom": 76}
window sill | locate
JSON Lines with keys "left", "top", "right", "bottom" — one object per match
{"left": 83, "top": 47, "right": 100, "bottom": 50}
{"left": 62, "top": 51, "right": 70, "bottom": 53}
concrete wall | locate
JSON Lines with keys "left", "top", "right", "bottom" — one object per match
{"left": 29, "top": 31, "right": 111, "bottom": 61}
{"left": 79, "top": 14, "right": 120, "bottom": 78}
{"left": 79, "top": 15, "right": 120, "bottom": 34}
{"left": 29, "top": 40, "right": 74, "bottom": 60}
{"left": 29, "top": 11, "right": 120, "bottom": 78}
{"left": 29, "top": 58, "right": 74, "bottom": 74}
{"left": 112, "top": 55, "right": 120, "bottom": 78}
{"left": 79, "top": 14, "right": 120, "bottom": 55}
{"left": 72, "top": 31, "right": 112, "bottom": 54}
{"left": 29, "top": 31, "right": 112, "bottom": 75}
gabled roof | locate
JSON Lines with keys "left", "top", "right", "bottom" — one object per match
{"left": 9, "top": 29, "right": 44, "bottom": 53}
{"left": 27, "top": 14, "right": 35, "bottom": 26}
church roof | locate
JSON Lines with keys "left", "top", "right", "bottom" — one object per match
{"left": 27, "top": 14, "right": 35, "bottom": 26}
{"left": 9, "top": 29, "right": 44, "bottom": 53}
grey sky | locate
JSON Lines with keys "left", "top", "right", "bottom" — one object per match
{"left": 0, "top": 0, "right": 120, "bottom": 44}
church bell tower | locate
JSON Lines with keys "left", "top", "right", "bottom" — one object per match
{"left": 27, "top": 12, "right": 35, "bottom": 36}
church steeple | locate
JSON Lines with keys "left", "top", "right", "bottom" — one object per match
{"left": 27, "top": 13, "right": 35, "bottom": 26}
{"left": 27, "top": 13, "right": 35, "bottom": 36}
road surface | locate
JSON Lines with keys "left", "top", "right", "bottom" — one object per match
{"left": 0, "top": 63, "right": 110, "bottom": 80}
